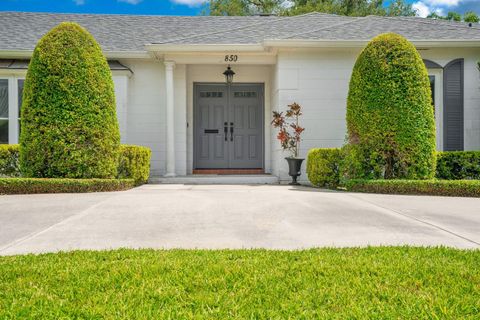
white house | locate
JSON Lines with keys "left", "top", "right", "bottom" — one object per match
{"left": 0, "top": 11, "right": 479, "bottom": 182}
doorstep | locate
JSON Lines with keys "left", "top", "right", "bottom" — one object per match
{"left": 192, "top": 169, "right": 264, "bottom": 175}
{"left": 149, "top": 174, "right": 279, "bottom": 185}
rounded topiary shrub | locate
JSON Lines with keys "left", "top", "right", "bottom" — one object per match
{"left": 20, "top": 22, "right": 120, "bottom": 178}
{"left": 307, "top": 148, "right": 342, "bottom": 188}
{"left": 344, "top": 33, "right": 436, "bottom": 180}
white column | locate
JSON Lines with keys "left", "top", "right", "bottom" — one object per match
{"left": 164, "top": 61, "right": 176, "bottom": 177}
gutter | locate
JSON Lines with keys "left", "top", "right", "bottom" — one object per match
{"left": 263, "top": 39, "right": 480, "bottom": 48}
{"left": 0, "top": 50, "right": 150, "bottom": 59}
{"left": 145, "top": 43, "right": 267, "bottom": 53}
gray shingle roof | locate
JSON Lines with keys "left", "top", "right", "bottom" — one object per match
{"left": 289, "top": 15, "right": 480, "bottom": 40}
{"left": 0, "top": 11, "right": 479, "bottom": 53}
{"left": 0, "top": 11, "right": 275, "bottom": 52}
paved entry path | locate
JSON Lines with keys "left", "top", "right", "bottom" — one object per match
{"left": 1, "top": 184, "right": 479, "bottom": 255}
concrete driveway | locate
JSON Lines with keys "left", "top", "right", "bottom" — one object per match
{"left": 1, "top": 184, "right": 479, "bottom": 255}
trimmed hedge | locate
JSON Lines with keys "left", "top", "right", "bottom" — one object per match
{"left": 0, "top": 145, "right": 20, "bottom": 177}
{"left": 345, "top": 33, "right": 436, "bottom": 180}
{"left": 307, "top": 149, "right": 480, "bottom": 192}
{"left": 0, "top": 144, "right": 151, "bottom": 184}
{"left": 344, "top": 179, "right": 480, "bottom": 197}
{"left": 20, "top": 22, "right": 120, "bottom": 178}
{"left": 118, "top": 145, "right": 151, "bottom": 185}
{"left": 0, "top": 178, "right": 135, "bottom": 195}
{"left": 307, "top": 148, "right": 342, "bottom": 188}
{"left": 436, "top": 151, "right": 480, "bottom": 180}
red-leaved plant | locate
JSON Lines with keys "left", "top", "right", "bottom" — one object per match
{"left": 271, "top": 102, "right": 305, "bottom": 158}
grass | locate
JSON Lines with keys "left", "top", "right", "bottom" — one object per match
{"left": 0, "top": 247, "right": 479, "bottom": 319}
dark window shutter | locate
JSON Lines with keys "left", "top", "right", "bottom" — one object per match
{"left": 443, "top": 59, "right": 464, "bottom": 151}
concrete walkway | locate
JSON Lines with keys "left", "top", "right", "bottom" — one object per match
{"left": 1, "top": 184, "right": 479, "bottom": 255}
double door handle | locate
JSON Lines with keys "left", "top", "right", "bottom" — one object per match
{"left": 224, "top": 122, "right": 235, "bottom": 142}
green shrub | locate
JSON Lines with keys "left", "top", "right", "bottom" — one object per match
{"left": 345, "top": 33, "right": 436, "bottom": 180}
{"left": 0, "top": 145, "right": 20, "bottom": 177}
{"left": 307, "top": 148, "right": 342, "bottom": 188}
{"left": 0, "top": 144, "right": 151, "bottom": 184}
{"left": 20, "top": 22, "right": 120, "bottom": 179}
{"left": 0, "top": 178, "right": 134, "bottom": 195}
{"left": 344, "top": 179, "right": 480, "bottom": 197}
{"left": 118, "top": 145, "right": 151, "bottom": 185}
{"left": 436, "top": 151, "right": 480, "bottom": 180}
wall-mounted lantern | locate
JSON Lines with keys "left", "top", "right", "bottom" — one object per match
{"left": 223, "top": 65, "right": 235, "bottom": 84}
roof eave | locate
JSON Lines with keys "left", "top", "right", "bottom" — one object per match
{"left": 0, "top": 49, "right": 150, "bottom": 59}
{"left": 264, "top": 39, "right": 480, "bottom": 48}
{"left": 145, "top": 43, "right": 267, "bottom": 53}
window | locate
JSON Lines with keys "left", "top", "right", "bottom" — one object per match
{"left": 429, "top": 75, "right": 435, "bottom": 111}
{"left": 0, "top": 79, "right": 8, "bottom": 144}
{"left": 234, "top": 91, "right": 257, "bottom": 98}
{"left": 0, "top": 77, "right": 25, "bottom": 144}
{"left": 200, "top": 91, "right": 223, "bottom": 98}
{"left": 428, "top": 69, "right": 444, "bottom": 151}
{"left": 17, "top": 79, "right": 24, "bottom": 137}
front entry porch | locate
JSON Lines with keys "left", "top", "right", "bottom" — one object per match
{"left": 151, "top": 51, "right": 276, "bottom": 180}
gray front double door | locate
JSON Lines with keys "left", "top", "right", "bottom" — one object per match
{"left": 194, "top": 83, "right": 264, "bottom": 169}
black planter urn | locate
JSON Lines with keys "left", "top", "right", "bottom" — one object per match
{"left": 285, "top": 157, "right": 304, "bottom": 185}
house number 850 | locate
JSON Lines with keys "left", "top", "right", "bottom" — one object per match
{"left": 224, "top": 55, "right": 238, "bottom": 62}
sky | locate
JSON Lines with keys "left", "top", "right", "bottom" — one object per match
{"left": 0, "top": 0, "right": 479, "bottom": 18}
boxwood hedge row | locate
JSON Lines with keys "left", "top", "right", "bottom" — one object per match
{"left": 0, "top": 144, "right": 150, "bottom": 185}
{"left": 436, "top": 151, "right": 480, "bottom": 180}
{"left": 0, "top": 178, "right": 135, "bottom": 195}
{"left": 344, "top": 179, "right": 480, "bottom": 198}
{"left": 307, "top": 148, "right": 480, "bottom": 196}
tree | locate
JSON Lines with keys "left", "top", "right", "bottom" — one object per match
{"left": 205, "top": 0, "right": 417, "bottom": 17}
{"left": 344, "top": 33, "right": 436, "bottom": 180}
{"left": 464, "top": 11, "right": 479, "bottom": 23}
{"left": 426, "top": 10, "right": 480, "bottom": 23}
{"left": 205, "top": 0, "right": 287, "bottom": 15}
{"left": 20, "top": 22, "right": 120, "bottom": 178}
{"left": 288, "top": 0, "right": 385, "bottom": 16}
{"left": 446, "top": 11, "right": 461, "bottom": 22}
{"left": 426, "top": 12, "right": 444, "bottom": 19}
{"left": 386, "top": 0, "right": 416, "bottom": 17}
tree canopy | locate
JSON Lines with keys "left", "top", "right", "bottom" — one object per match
{"left": 205, "top": 0, "right": 285, "bottom": 16}
{"left": 205, "top": 0, "right": 417, "bottom": 17}
{"left": 427, "top": 10, "right": 479, "bottom": 23}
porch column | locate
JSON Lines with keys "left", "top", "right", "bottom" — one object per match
{"left": 164, "top": 61, "right": 176, "bottom": 177}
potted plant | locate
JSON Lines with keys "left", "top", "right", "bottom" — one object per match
{"left": 271, "top": 102, "right": 305, "bottom": 185}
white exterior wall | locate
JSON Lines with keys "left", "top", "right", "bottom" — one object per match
{"left": 112, "top": 76, "right": 128, "bottom": 143}
{"left": 120, "top": 59, "right": 166, "bottom": 176}
{"left": 273, "top": 47, "right": 480, "bottom": 182}
{"left": 273, "top": 48, "right": 360, "bottom": 182}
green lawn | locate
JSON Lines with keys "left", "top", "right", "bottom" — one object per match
{"left": 1, "top": 248, "right": 479, "bottom": 319}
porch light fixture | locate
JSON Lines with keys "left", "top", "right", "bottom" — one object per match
{"left": 223, "top": 65, "right": 235, "bottom": 84}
